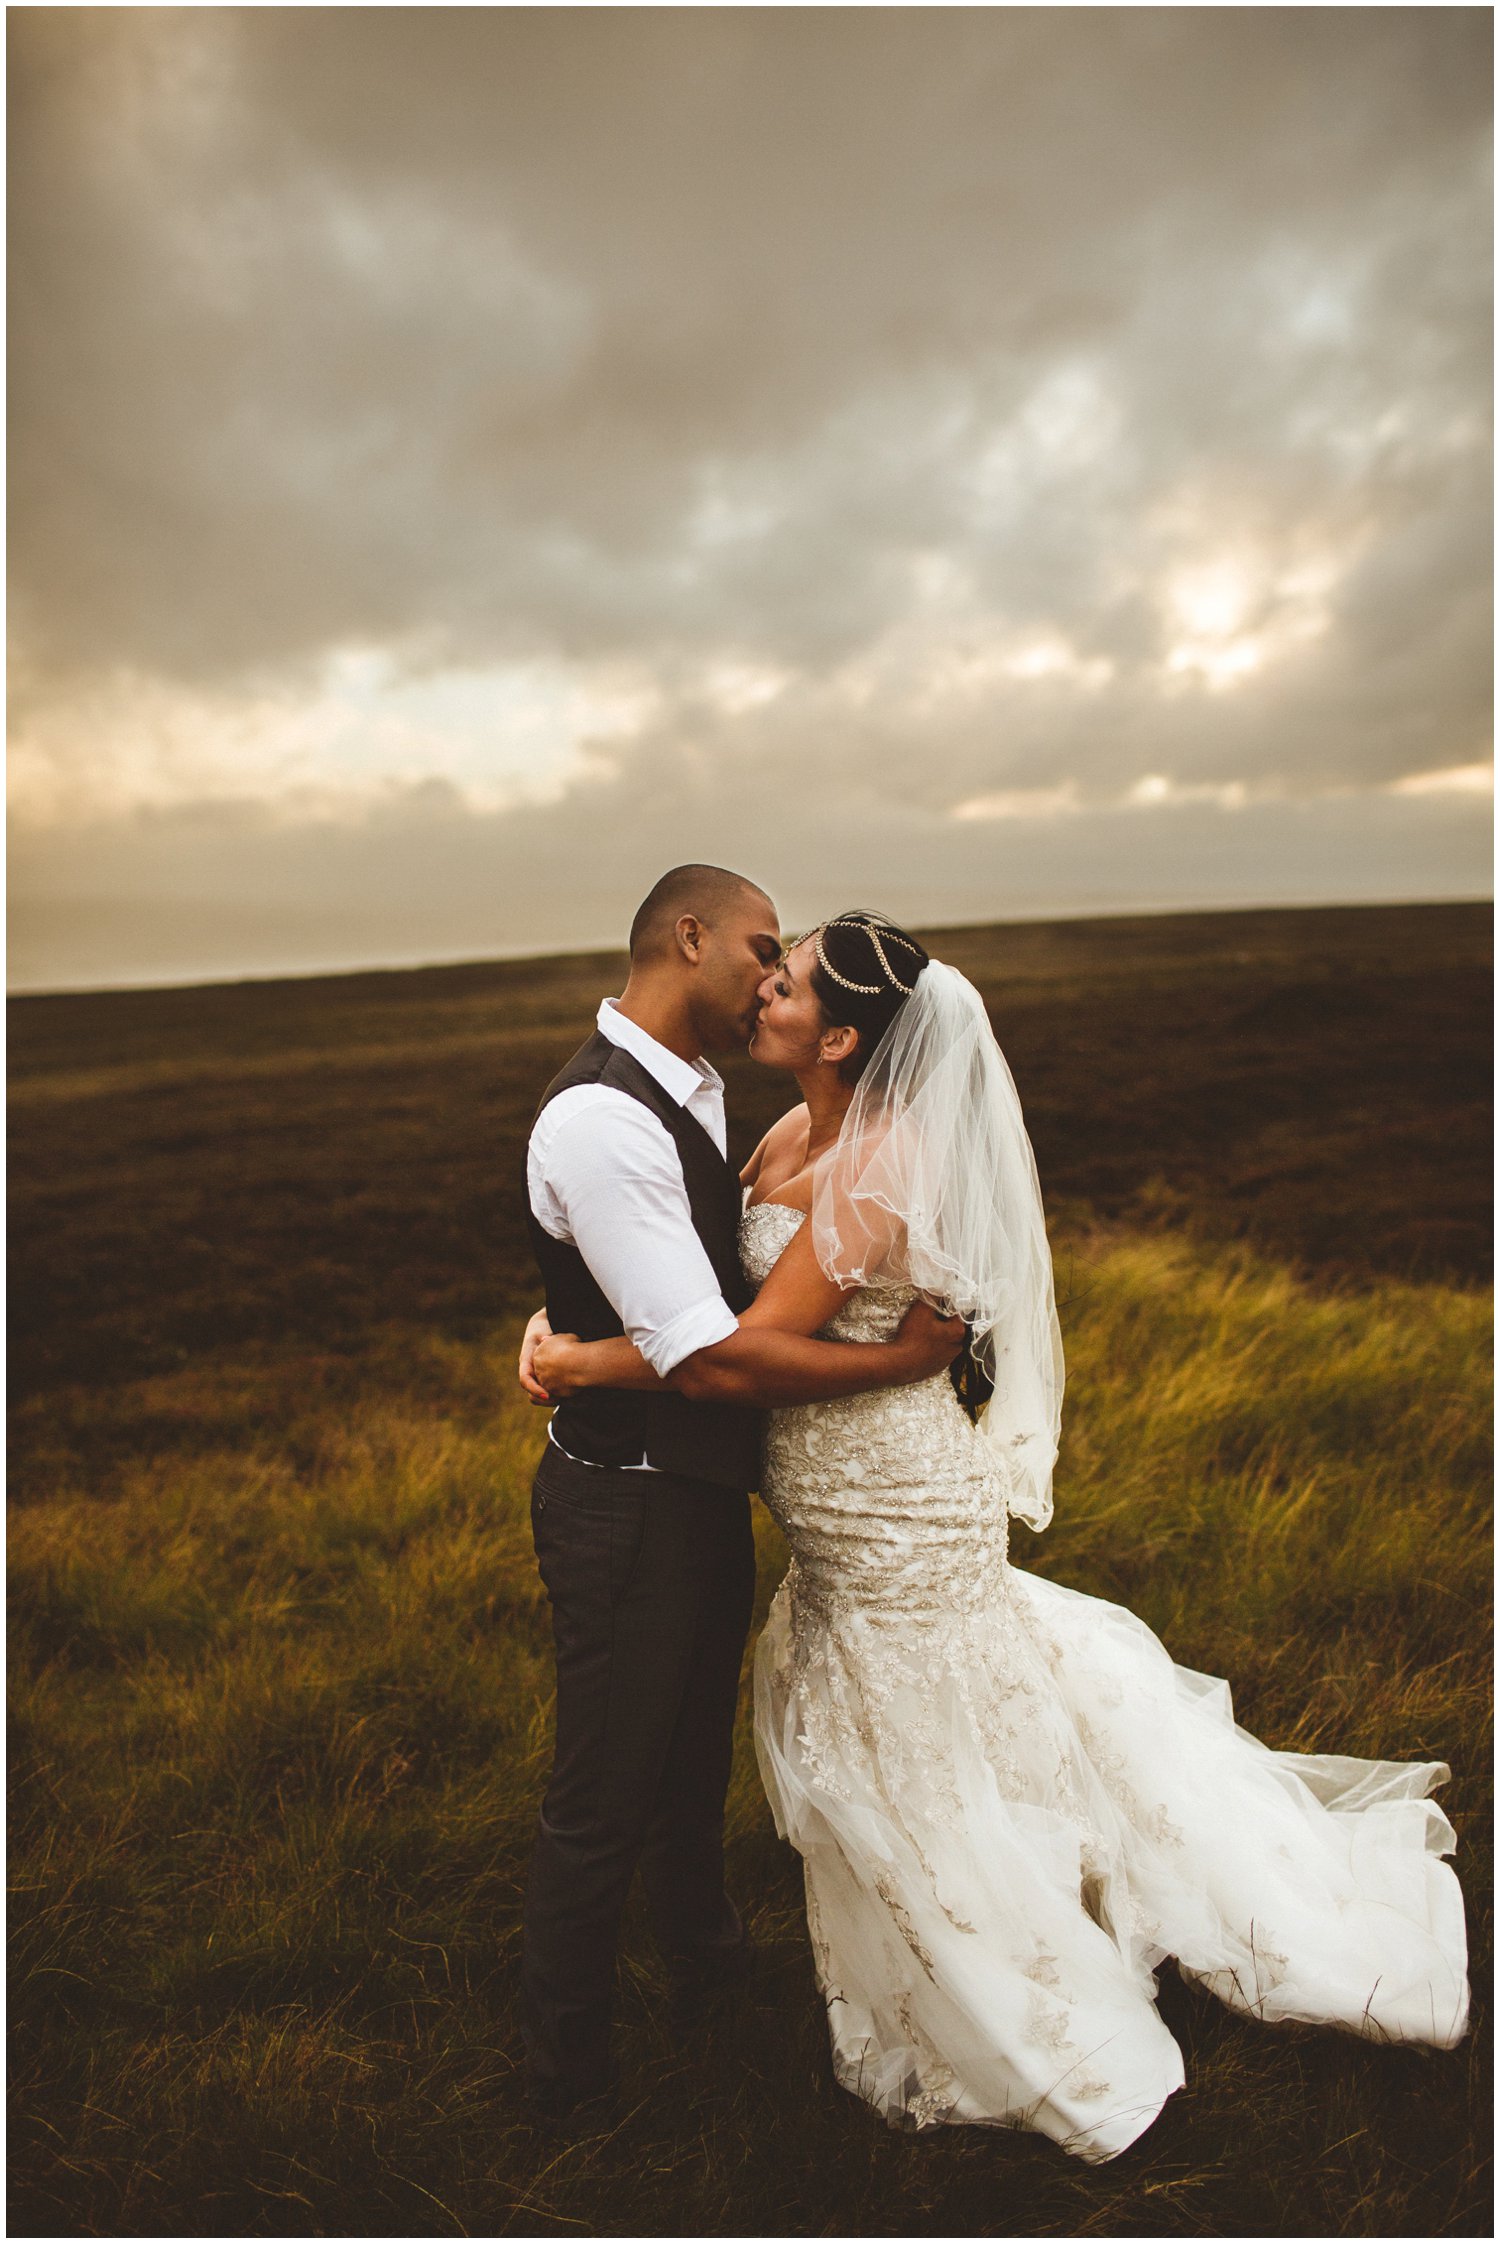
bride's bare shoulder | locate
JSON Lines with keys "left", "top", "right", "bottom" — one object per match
{"left": 741, "top": 1102, "right": 810, "bottom": 1187}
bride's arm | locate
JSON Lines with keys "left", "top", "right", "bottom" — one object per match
{"left": 736, "top": 1215, "right": 849, "bottom": 1335}
{"left": 528, "top": 1217, "right": 948, "bottom": 1405}
{"left": 534, "top": 1303, "right": 959, "bottom": 1406}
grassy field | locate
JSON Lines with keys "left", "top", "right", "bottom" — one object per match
{"left": 8, "top": 901, "right": 1492, "bottom": 2237}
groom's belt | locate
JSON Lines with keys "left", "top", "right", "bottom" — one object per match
{"left": 546, "top": 1380, "right": 761, "bottom": 1492}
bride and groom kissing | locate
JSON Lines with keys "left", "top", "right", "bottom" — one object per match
{"left": 515, "top": 863, "right": 1468, "bottom": 2160}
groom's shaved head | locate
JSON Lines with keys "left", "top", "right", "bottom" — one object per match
{"left": 628, "top": 864, "right": 775, "bottom": 961}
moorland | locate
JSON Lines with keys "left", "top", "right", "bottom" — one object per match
{"left": 8, "top": 899, "right": 1492, "bottom": 2237}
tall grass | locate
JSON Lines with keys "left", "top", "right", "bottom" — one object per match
{"left": 9, "top": 1229, "right": 1490, "bottom": 2236}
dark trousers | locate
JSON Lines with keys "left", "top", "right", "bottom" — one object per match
{"left": 520, "top": 1440, "right": 757, "bottom": 2104}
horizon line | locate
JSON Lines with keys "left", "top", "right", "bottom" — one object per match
{"left": 7, "top": 891, "right": 1491, "bottom": 1005}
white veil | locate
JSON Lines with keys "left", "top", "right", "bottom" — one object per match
{"left": 809, "top": 959, "right": 1065, "bottom": 1531}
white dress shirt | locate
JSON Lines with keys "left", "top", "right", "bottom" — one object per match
{"left": 528, "top": 1001, "right": 742, "bottom": 1429}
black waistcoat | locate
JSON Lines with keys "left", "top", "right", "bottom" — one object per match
{"left": 525, "top": 1030, "right": 762, "bottom": 1490}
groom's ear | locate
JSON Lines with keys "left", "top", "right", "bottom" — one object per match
{"left": 673, "top": 913, "right": 706, "bottom": 965}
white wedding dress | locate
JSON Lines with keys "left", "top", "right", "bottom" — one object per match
{"left": 743, "top": 1200, "right": 1470, "bottom": 2164}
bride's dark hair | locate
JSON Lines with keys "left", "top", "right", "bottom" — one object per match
{"left": 805, "top": 910, "right": 930, "bottom": 1086}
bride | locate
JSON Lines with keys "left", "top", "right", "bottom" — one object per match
{"left": 525, "top": 911, "right": 1470, "bottom": 2162}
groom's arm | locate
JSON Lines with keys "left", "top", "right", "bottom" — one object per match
{"left": 536, "top": 1093, "right": 742, "bottom": 1378}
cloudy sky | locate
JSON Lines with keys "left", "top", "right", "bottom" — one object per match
{"left": 8, "top": 7, "right": 1492, "bottom": 991}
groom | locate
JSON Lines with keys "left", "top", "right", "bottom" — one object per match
{"left": 516, "top": 862, "right": 962, "bottom": 2123}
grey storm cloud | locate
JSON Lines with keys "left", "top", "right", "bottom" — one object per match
{"left": 7, "top": 7, "right": 1492, "bottom": 988}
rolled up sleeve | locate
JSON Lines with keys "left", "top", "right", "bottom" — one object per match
{"left": 542, "top": 1095, "right": 740, "bottom": 1377}
{"left": 641, "top": 1293, "right": 740, "bottom": 1378}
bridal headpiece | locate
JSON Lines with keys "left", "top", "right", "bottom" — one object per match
{"left": 810, "top": 917, "right": 926, "bottom": 997}
{"left": 809, "top": 958, "right": 1065, "bottom": 1532}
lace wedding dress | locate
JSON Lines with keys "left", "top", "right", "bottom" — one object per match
{"left": 743, "top": 1200, "right": 1470, "bottom": 2164}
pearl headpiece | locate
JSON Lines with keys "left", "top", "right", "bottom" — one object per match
{"left": 810, "top": 918, "right": 925, "bottom": 996}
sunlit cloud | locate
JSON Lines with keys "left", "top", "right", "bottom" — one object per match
{"left": 1002, "top": 639, "right": 1116, "bottom": 689}
{"left": 1125, "top": 774, "right": 1251, "bottom": 811}
{"left": 952, "top": 784, "right": 1083, "bottom": 823}
{"left": 1170, "top": 562, "right": 1256, "bottom": 642}
{"left": 1156, "top": 537, "right": 1352, "bottom": 692}
{"left": 1388, "top": 762, "right": 1493, "bottom": 798}
{"left": 1165, "top": 637, "right": 1266, "bottom": 690}
{"left": 699, "top": 661, "right": 793, "bottom": 716}
{"left": 7, "top": 652, "right": 658, "bottom": 825}
{"left": 954, "top": 773, "right": 1260, "bottom": 820}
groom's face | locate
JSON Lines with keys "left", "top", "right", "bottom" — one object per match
{"left": 692, "top": 895, "right": 783, "bottom": 1052}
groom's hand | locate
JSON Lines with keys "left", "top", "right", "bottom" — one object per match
{"left": 892, "top": 1301, "right": 968, "bottom": 1382}
{"left": 536, "top": 1328, "right": 588, "bottom": 1400}
{"left": 519, "top": 1309, "right": 554, "bottom": 1403}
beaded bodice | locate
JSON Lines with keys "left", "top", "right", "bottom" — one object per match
{"left": 739, "top": 1200, "right": 1011, "bottom": 1618}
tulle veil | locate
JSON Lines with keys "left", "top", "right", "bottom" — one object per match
{"left": 809, "top": 958, "right": 1065, "bottom": 1530}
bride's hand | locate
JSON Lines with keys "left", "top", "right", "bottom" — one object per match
{"left": 533, "top": 1332, "right": 590, "bottom": 1399}
{"left": 519, "top": 1309, "right": 554, "bottom": 1403}
{"left": 893, "top": 1300, "right": 968, "bottom": 1382}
